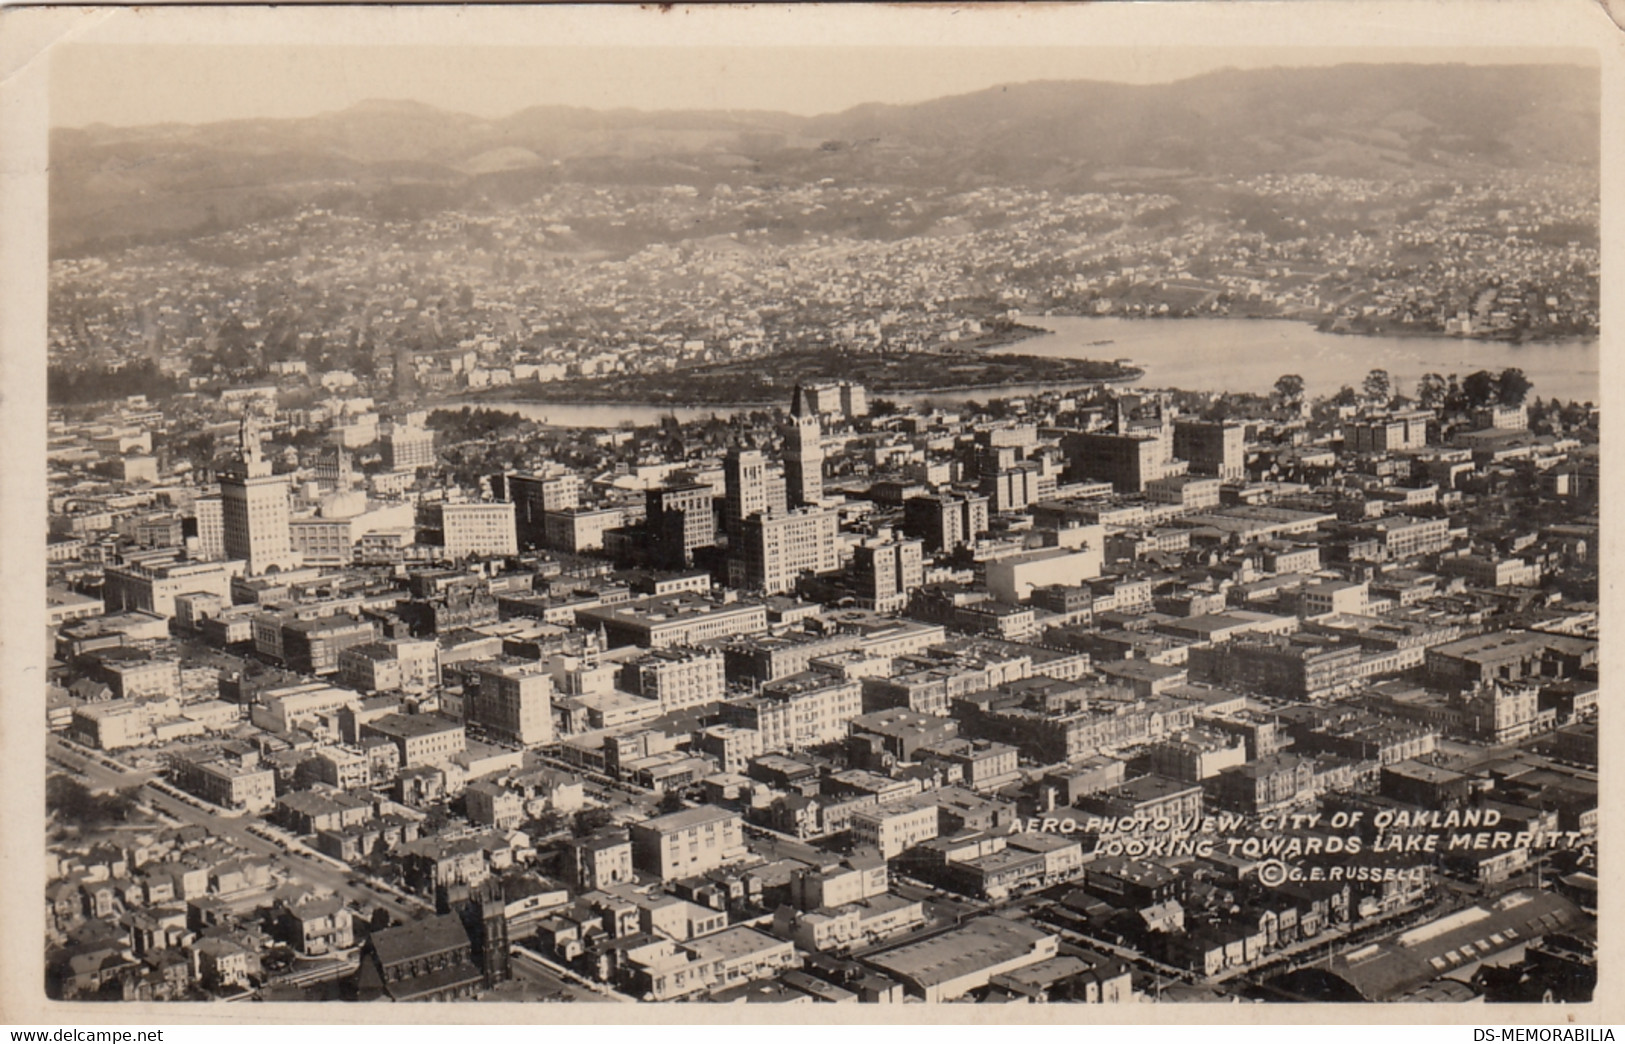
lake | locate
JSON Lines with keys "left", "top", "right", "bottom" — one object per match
{"left": 472, "top": 316, "right": 1600, "bottom": 428}
{"left": 995, "top": 315, "right": 1600, "bottom": 405}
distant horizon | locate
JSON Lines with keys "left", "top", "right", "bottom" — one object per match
{"left": 49, "top": 45, "right": 1597, "bottom": 131}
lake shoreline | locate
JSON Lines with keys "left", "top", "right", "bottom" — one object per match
{"left": 457, "top": 320, "right": 1142, "bottom": 412}
{"left": 445, "top": 366, "right": 1145, "bottom": 415}
{"left": 435, "top": 313, "right": 1597, "bottom": 422}
{"left": 1022, "top": 309, "right": 1597, "bottom": 347}
{"left": 999, "top": 313, "right": 1599, "bottom": 402}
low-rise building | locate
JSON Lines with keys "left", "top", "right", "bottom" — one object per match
{"left": 861, "top": 916, "right": 1059, "bottom": 1002}
{"left": 850, "top": 801, "right": 940, "bottom": 859}
{"left": 356, "top": 913, "right": 484, "bottom": 1002}
{"left": 578, "top": 594, "right": 769, "bottom": 650}
{"left": 338, "top": 638, "right": 441, "bottom": 694}
{"left": 719, "top": 673, "right": 862, "bottom": 753}
{"left": 360, "top": 713, "right": 467, "bottom": 767}
{"left": 565, "top": 830, "right": 635, "bottom": 893}
{"left": 629, "top": 806, "right": 748, "bottom": 882}
{"left": 773, "top": 894, "right": 927, "bottom": 953}
{"left": 169, "top": 749, "right": 276, "bottom": 814}
{"left": 1204, "top": 754, "right": 1315, "bottom": 814}
{"left": 620, "top": 648, "right": 727, "bottom": 712}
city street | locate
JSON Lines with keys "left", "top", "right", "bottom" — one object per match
{"left": 49, "top": 734, "right": 428, "bottom": 923}
{"left": 509, "top": 946, "right": 627, "bottom": 1003}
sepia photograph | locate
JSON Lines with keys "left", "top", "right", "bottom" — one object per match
{"left": 1, "top": 0, "right": 1616, "bottom": 1025}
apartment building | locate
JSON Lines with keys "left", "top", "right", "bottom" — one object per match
{"left": 470, "top": 662, "right": 556, "bottom": 746}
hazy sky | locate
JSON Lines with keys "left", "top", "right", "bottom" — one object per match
{"left": 50, "top": 44, "right": 1596, "bottom": 129}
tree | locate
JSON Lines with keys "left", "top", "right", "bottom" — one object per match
{"left": 657, "top": 790, "right": 688, "bottom": 814}
{"left": 1497, "top": 367, "right": 1533, "bottom": 407}
{"left": 527, "top": 810, "right": 567, "bottom": 837}
{"left": 1273, "top": 374, "right": 1305, "bottom": 406}
{"left": 1330, "top": 385, "right": 1359, "bottom": 407}
{"left": 1415, "top": 373, "right": 1447, "bottom": 409}
{"left": 1362, "top": 369, "right": 1392, "bottom": 404}
{"left": 571, "top": 807, "right": 616, "bottom": 837}
{"left": 420, "top": 802, "right": 453, "bottom": 835}
{"left": 1462, "top": 370, "right": 1499, "bottom": 410}
{"left": 48, "top": 359, "right": 185, "bottom": 407}
{"left": 46, "top": 776, "right": 141, "bottom": 827}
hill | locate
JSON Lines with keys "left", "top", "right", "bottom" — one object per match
{"left": 49, "top": 63, "right": 1597, "bottom": 255}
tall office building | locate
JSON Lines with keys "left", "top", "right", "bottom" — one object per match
{"left": 783, "top": 385, "right": 825, "bottom": 509}
{"left": 646, "top": 483, "right": 716, "bottom": 568}
{"left": 802, "top": 381, "right": 869, "bottom": 422}
{"left": 503, "top": 470, "right": 582, "bottom": 549}
{"left": 840, "top": 382, "right": 869, "bottom": 420}
{"left": 903, "top": 493, "right": 990, "bottom": 552}
{"left": 1348, "top": 410, "right": 1433, "bottom": 455}
{"left": 193, "top": 496, "right": 224, "bottom": 560}
{"left": 723, "top": 448, "right": 787, "bottom": 541}
{"left": 851, "top": 535, "right": 925, "bottom": 613}
{"left": 1173, "top": 420, "right": 1247, "bottom": 481}
{"left": 980, "top": 460, "right": 1055, "bottom": 513}
{"left": 393, "top": 342, "right": 417, "bottom": 402}
{"left": 740, "top": 507, "right": 840, "bottom": 595}
{"left": 439, "top": 502, "right": 518, "bottom": 559}
{"left": 219, "top": 415, "right": 297, "bottom": 574}
{"left": 1061, "top": 427, "right": 1180, "bottom": 493}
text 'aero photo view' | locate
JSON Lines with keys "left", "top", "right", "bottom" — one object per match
{"left": 43, "top": 54, "right": 1599, "bottom": 1007}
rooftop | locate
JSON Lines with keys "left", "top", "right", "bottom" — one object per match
{"left": 369, "top": 913, "right": 471, "bottom": 969}
{"left": 635, "top": 804, "right": 739, "bottom": 835}
{"left": 1330, "top": 890, "right": 1586, "bottom": 1001}
{"left": 863, "top": 916, "right": 1049, "bottom": 989}
{"left": 687, "top": 925, "right": 786, "bottom": 965}
{"left": 363, "top": 712, "right": 463, "bottom": 740}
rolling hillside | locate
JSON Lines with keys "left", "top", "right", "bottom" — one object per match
{"left": 50, "top": 63, "right": 1598, "bottom": 256}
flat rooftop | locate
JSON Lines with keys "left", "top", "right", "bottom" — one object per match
{"left": 634, "top": 804, "right": 738, "bottom": 834}
{"left": 863, "top": 916, "right": 1050, "bottom": 989}
{"left": 364, "top": 712, "right": 463, "bottom": 739}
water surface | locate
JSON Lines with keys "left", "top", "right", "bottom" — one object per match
{"left": 473, "top": 317, "right": 1600, "bottom": 428}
